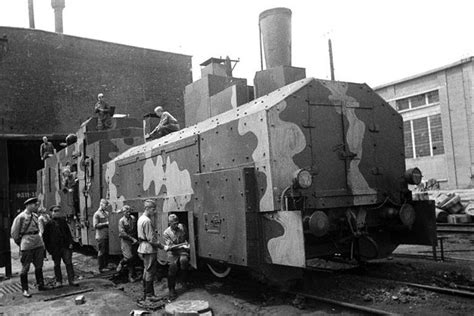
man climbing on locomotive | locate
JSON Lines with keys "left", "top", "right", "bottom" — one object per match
{"left": 145, "top": 106, "right": 179, "bottom": 140}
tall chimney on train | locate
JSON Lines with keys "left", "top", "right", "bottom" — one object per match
{"left": 28, "top": 0, "right": 35, "bottom": 29}
{"left": 259, "top": 7, "right": 292, "bottom": 69}
{"left": 51, "top": 0, "right": 65, "bottom": 33}
{"left": 254, "top": 7, "right": 305, "bottom": 98}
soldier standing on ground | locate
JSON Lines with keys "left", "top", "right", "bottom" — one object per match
{"left": 10, "top": 197, "right": 48, "bottom": 298}
{"left": 145, "top": 106, "right": 179, "bottom": 140}
{"left": 93, "top": 199, "right": 110, "bottom": 273}
{"left": 117, "top": 205, "right": 139, "bottom": 282}
{"left": 163, "top": 213, "right": 190, "bottom": 300}
{"left": 42, "top": 205, "right": 78, "bottom": 287}
{"left": 94, "top": 93, "right": 113, "bottom": 130}
{"left": 137, "top": 199, "right": 164, "bottom": 301}
{"left": 38, "top": 207, "right": 51, "bottom": 261}
{"left": 40, "top": 136, "right": 55, "bottom": 161}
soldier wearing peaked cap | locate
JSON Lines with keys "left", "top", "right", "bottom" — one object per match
{"left": 137, "top": 199, "right": 164, "bottom": 302}
{"left": 43, "top": 205, "right": 78, "bottom": 288}
{"left": 116, "top": 205, "right": 139, "bottom": 282}
{"left": 10, "top": 197, "right": 48, "bottom": 297}
{"left": 163, "top": 213, "right": 190, "bottom": 300}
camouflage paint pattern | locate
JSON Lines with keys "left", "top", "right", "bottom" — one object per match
{"left": 38, "top": 117, "right": 143, "bottom": 252}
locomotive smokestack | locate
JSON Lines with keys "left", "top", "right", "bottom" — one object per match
{"left": 28, "top": 0, "right": 35, "bottom": 29}
{"left": 254, "top": 8, "right": 304, "bottom": 98}
{"left": 51, "top": 0, "right": 65, "bottom": 33}
{"left": 259, "top": 7, "right": 292, "bottom": 69}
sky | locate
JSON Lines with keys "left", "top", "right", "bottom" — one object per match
{"left": 1, "top": 0, "right": 473, "bottom": 87}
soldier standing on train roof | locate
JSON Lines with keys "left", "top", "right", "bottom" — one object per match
{"left": 93, "top": 199, "right": 110, "bottom": 273}
{"left": 137, "top": 199, "right": 165, "bottom": 302}
{"left": 94, "top": 93, "right": 113, "bottom": 130}
{"left": 163, "top": 213, "right": 190, "bottom": 300}
{"left": 145, "top": 106, "right": 179, "bottom": 140}
{"left": 10, "top": 197, "right": 49, "bottom": 298}
{"left": 116, "top": 205, "right": 139, "bottom": 283}
{"left": 40, "top": 136, "right": 55, "bottom": 161}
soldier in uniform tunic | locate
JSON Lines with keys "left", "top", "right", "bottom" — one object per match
{"left": 116, "top": 205, "right": 138, "bottom": 282}
{"left": 93, "top": 199, "right": 110, "bottom": 273}
{"left": 94, "top": 93, "right": 113, "bottom": 130}
{"left": 145, "top": 106, "right": 179, "bottom": 140}
{"left": 163, "top": 213, "right": 190, "bottom": 300}
{"left": 10, "top": 197, "right": 47, "bottom": 297}
{"left": 137, "top": 199, "right": 164, "bottom": 301}
{"left": 42, "top": 205, "right": 78, "bottom": 287}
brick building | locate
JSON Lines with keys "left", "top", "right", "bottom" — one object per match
{"left": 0, "top": 27, "right": 191, "bottom": 246}
{"left": 375, "top": 57, "right": 474, "bottom": 190}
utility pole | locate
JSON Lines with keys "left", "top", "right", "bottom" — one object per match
{"left": 328, "top": 38, "right": 335, "bottom": 80}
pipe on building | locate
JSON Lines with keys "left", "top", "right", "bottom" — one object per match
{"left": 28, "top": 0, "right": 35, "bottom": 29}
{"left": 51, "top": 0, "right": 65, "bottom": 33}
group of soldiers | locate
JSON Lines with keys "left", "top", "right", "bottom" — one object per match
{"left": 94, "top": 199, "right": 190, "bottom": 301}
{"left": 11, "top": 197, "right": 190, "bottom": 301}
{"left": 40, "top": 92, "right": 179, "bottom": 162}
{"left": 20, "top": 93, "right": 184, "bottom": 301}
{"left": 95, "top": 93, "right": 179, "bottom": 140}
{"left": 10, "top": 197, "right": 77, "bottom": 298}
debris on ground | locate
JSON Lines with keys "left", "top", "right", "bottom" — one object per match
{"left": 164, "top": 300, "right": 211, "bottom": 315}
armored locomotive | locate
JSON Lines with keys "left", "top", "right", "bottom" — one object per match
{"left": 103, "top": 8, "right": 436, "bottom": 278}
{"left": 38, "top": 7, "right": 436, "bottom": 280}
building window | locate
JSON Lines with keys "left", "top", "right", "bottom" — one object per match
{"left": 404, "top": 114, "right": 444, "bottom": 158}
{"left": 413, "top": 117, "right": 430, "bottom": 157}
{"left": 430, "top": 114, "right": 444, "bottom": 155}
{"left": 404, "top": 121, "right": 413, "bottom": 158}
{"left": 396, "top": 90, "right": 439, "bottom": 111}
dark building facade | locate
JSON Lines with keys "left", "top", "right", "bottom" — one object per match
{"left": 0, "top": 27, "right": 192, "bottom": 273}
{"left": 0, "top": 27, "right": 191, "bottom": 134}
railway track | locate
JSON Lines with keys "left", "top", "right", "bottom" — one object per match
{"left": 437, "top": 223, "right": 474, "bottom": 233}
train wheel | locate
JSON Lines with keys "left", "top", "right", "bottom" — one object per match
{"left": 207, "top": 262, "right": 231, "bottom": 278}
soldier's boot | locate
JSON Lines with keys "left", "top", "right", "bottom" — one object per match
{"left": 20, "top": 274, "right": 31, "bottom": 298}
{"left": 141, "top": 280, "right": 147, "bottom": 301}
{"left": 146, "top": 281, "right": 160, "bottom": 302}
{"left": 128, "top": 266, "right": 136, "bottom": 283}
{"left": 35, "top": 269, "right": 46, "bottom": 291}
{"left": 181, "top": 269, "right": 190, "bottom": 290}
{"left": 168, "top": 276, "right": 177, "bottom": 300}
{"left": 116, "top": 259, "right": 124, "bottom": 273}
{"left": 66, "top": 263, "right": 78, "bottom": 286}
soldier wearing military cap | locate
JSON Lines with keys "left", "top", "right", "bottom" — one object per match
{"left": 10, "top": 197, "right": 48, "bottom": 297}
{"left": 42, "top": 205, "right": 78, "bottom": 287}
{"left": 137, "top": 199, "right": 164, "bottom": 301}
{"left": 116, "top": 205, "right": 139, "bottom": 282}
{"left": 163, "top": 213, "right": 190, "bottom": 300}
{"left": 93, "top": 198, "right": 111, "bottom": 273}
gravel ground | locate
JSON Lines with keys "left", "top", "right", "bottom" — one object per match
{"left": 1, "top": 235, "right": 473, "bottom": 315}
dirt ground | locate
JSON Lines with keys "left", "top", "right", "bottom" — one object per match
{"left": 1, "top": 234, "right": 473, "bottom": 315}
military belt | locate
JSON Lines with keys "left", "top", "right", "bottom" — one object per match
{"left": 23, "top": 231, "right": 39, "bottom": 235}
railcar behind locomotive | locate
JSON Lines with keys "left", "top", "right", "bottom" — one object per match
{"left": 38, "top": 7, "right": 436, "bottom": 281}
